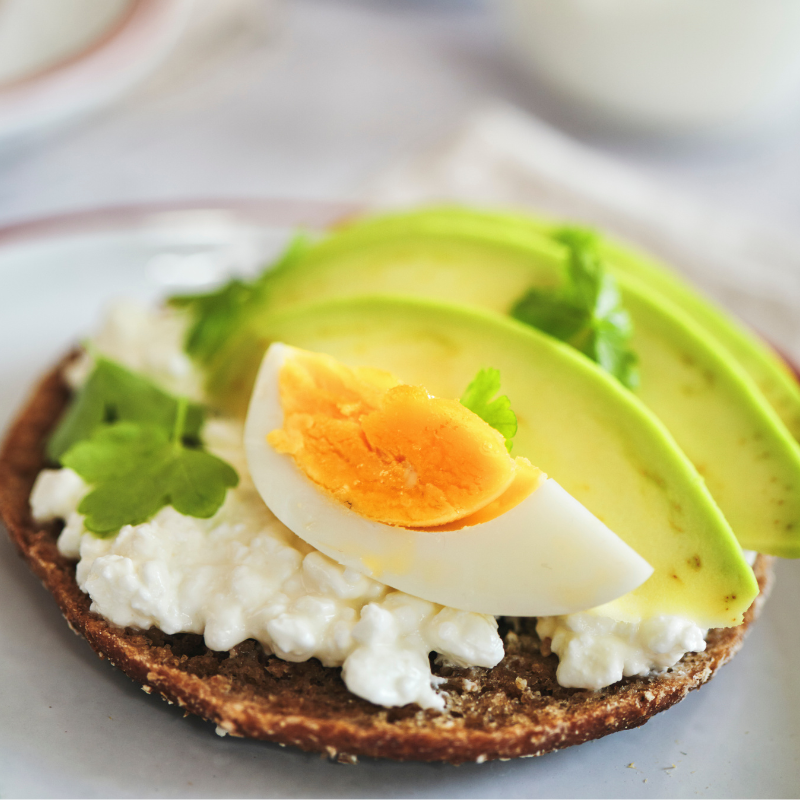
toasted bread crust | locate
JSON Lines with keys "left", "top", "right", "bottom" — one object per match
{"left": 0, "top": 360, "right": 775, "bottom": 763}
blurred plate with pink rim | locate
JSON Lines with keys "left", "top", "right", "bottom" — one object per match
{"left": 0, "top": 0, "right": 193, "bottom": 146}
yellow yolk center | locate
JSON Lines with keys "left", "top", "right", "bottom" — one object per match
{"left": 266, "top": 350, "right": 530, "bottom": 527}
{"left": 420, "top": 458, "right": 546, "bottom": 531}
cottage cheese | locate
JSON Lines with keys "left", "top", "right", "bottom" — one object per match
{"left": 31, "top": 423, "right": 503, "bottom": 710}
{"left": 64, "top": 301, "right": 203, "bottom": 400}
{"left": 30, "top": 302, "right": 715, "bottom": 700}
{"left": 536, "top": 613, "right": 707, "bottom": 691}
{"left": 31, "top": 454, "right": 503, "bottom": 709}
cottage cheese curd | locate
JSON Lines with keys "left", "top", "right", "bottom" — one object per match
{"left": 64, "top": 301, "right": 203, "bottom": 399}
{"left": 536, "top": 613, "right": 707, "bottom": 691}
{"left": 31, "top": 440, "right": 503, "bottom": 710}
{"left": 30, "top": 302, "right": 715, "bottom": 701}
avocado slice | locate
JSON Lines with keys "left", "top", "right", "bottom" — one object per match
{"left": 623, "top": 275, "right": 800, "bottom": 558}
{"left": 347, "top": 206, "right": 800, "bottom": 441}
{"left": 220, "top": 211, "right": 800, "bottom": 557}
{"left": 601, "top": 236, "right": 800, "bottom": 441}
{"left": 263, "top": 217, "right": 566, "bottom": 313}
{"left": 231, "top": 295, "right": 757, "bottom": 627}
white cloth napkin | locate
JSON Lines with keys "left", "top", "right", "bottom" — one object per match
{"left": 367, "top": 104, "right": 800, "bottom": 360}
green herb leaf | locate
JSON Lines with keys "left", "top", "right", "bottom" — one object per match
{"left": 169, "top": 233, "right": 311, "bottom": 366}
{"left": 47, "top": 358, "right": 205, "bottom": 462}
{"left": 62, "top": 419, "right": 239, "bottom": 536}
{"left": 460, "top": 368, "right": 517, "bottom": 452}
{"left": 169, "top": 278, "right": 257, "bottom": 365}
{"left": 510, "top": 227, "right": 639, "bottom": 390}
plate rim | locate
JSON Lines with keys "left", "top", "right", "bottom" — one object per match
{"left": 0, "top": 0, "right": 191, "bottom": 142}
{"left": 0, "top": 198, "right": 361, "bottom": 248}
{"left": 0, "top": 0, "right": 143, "bottom": 92}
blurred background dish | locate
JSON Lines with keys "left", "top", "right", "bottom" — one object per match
{"left": 0, "top": 0, "right": 192, "bottom": 146}
{"left": 0, "top": 0, "right": 134, "bottom": 86}
{"left": 495, "top": 0, "right": 800, "bottom": 135}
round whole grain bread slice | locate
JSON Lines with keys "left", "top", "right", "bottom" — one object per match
{"left": 0, "top": 360, "right": 775, "bottom": 764}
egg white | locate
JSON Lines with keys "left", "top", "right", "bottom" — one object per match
{"left": 244, "top": 343, "right": 653, "bottom": 616}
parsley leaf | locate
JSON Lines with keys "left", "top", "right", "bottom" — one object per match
{"left": 47, "top": 358, "right": 205, "bottom": 462}
{"left": 169, "top": 233, "right": 311, "bottom": 366}
{"left": 61, "top": 410, "right": 238, "bottom": 536}
{"left": 50, "top": 360, "right": 238, "bottom": 535}
{"left": 510, "top": 228, "right": 639, "bottom": 390}
{"left": 460, "top": 368, "right": 517, "bottom": 451}
{"left": 169, "top": 278, "right": 256, "bottom": 365}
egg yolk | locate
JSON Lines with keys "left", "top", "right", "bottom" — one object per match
{"left": 267, "top": 350, "right": 522, "bottom": 527}
{"left": 419, "top": 458, "right": 546, "bottom": 532}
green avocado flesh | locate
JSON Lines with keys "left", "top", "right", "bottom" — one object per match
{"left": 601, "top": 237, "right": 800, "bottom": 441}
{"left": 231, "top": 297, "right": 757, "bottom": 627}
{"left": 623, "top": 276, "right": 800, "bottom": 558}
{"left": 226, "top": 211, "right": 800, "bottom": 558}
{"left": 353, "top": 206, "right": 800, "bottom": 441}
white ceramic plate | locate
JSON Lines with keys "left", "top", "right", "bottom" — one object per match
{"left": 0, "top": 203, "right": 797, "bottom": 799}
{"left": 0, "top": 0, "right": 191, "bottom": 146}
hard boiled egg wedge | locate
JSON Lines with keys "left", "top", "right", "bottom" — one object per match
{"left": 244, "top": 343, "right": 653, "bottom": 616}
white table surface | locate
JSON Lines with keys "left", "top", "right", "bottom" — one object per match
{"left": 3, "top": 0, "right": 800, "bottom": 232}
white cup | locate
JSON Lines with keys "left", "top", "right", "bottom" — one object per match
{"left": 494, "top": 0, "right": 800, "bottom": 135}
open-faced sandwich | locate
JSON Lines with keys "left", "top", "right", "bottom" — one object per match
{"left": 1, "top": 206, "right": 795, "bottom": 763}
